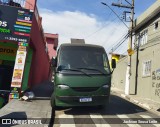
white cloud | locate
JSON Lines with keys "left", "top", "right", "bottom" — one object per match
{"left": 39, "top": 8, "right": 128, "bottom": 54}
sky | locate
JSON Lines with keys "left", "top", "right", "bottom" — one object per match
{"left": 37, "top": 0, "right": 156, "bottom": 55}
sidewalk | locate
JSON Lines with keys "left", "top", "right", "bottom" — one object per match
{"left": 111, "top": 87, "right": 160, "bottom": 116}
{"left": 0, "top": 81, "right": 54, "bottom": 127}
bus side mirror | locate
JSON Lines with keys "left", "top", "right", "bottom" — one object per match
{"left": 52, "top": 57, "right": 57, "bottom": 67}
{"left": 111, "top": 59, "right": 116, "bottom": 69}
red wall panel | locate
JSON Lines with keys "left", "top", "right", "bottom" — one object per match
{"left": 28, "top": 14, "right": 51, "bottom": 87}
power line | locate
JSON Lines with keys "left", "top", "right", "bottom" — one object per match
{"left": 115, "top": 39, "right": 128, "bottom": 53}
{"left": 106, "top": 32, "right": 129, "bottom": 52}
{"left": 111, "top": 32, "right": 129, "bottom": 52}
{"left": 84, "top": 9, "right": 114, "bottom": 39}
{"left": 101, "top": 2, "right": 129, "bottom": 29}
{"left": 102, "top": 20, "right": 124, "bottom": 45}
{"left": 105, "top": 32, "right": 129, "bottom": 52}
{"left": 84, "top": 17, "right": 117, "bottom": 39}
{"left": 84, "top": 2, "right": 124, "bottom": 39}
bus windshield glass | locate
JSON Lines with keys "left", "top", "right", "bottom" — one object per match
{"left": 58, "top": 45, "right": 111, "bottom": 74}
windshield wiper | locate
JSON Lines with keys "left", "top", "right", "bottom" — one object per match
{"left": 59, "top": 68, "right": 91, "bottom": 77}
{"left": 77, "top": 67, "right": 110, "bottom": 75}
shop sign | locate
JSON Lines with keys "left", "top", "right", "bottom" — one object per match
{"left": 0, "top": 45, "right": 17, "bottom": 56}
{"left": 11, "top": 49, "right": 26, "bottom": 88}
{"left": 0, "top": 5, "right": 33, "bottom": 43}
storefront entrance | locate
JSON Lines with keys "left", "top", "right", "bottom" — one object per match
{"left": 0, "top": 61, "right": 15, "bottom": 91}
{"left": 0, "top": 42, "right": 33, "bottom": 107}
{"left": 0, "top": 42, "right": 17, "bottom": 108}
{"left": 0, "top": 61, "right": 15, "bottom": 108}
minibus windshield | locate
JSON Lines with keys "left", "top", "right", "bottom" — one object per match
{"left": 58, "top": 45, "right": 111, "bottom": 74}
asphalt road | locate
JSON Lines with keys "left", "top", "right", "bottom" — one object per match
{"left": 50, "top": 94, "right": 160, "bottom": 127}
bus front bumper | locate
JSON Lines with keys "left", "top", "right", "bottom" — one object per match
{"left": 55, "top": 95, "right": 110, "bottom": 107}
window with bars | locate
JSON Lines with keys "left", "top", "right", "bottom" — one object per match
{"left": 142, "top": 60, "right": 151, "bottom": 77}
{"left": 136, "top": 29, "right": 148, "bottom": 47}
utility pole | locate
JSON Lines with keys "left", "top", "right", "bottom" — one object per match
{"left": 112, "top": 0, "right": 135, "bottom": 95}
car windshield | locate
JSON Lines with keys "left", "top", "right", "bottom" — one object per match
{"left": 58, "top": 45, "right": 111, "bottom": 74}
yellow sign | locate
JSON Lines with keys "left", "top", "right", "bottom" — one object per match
{"left": 127, "top": 48, "right": 134, "bottom": 56}
{"left": 0, "top": 45, "right": 17, "bottom": 56}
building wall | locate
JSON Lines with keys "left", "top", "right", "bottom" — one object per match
{"left": 130, "top": 42, "right": 160, "bottom": 102}
{"left": 111, "top": 57, "right": 127, "bottom": 91}
{"left": 28, "top": 14, "right": 51, "bottom": 87}
{"left": 147, "top": 15, "right": 160, "bottom": 44}
{"left": 47, "top": 38, "right": 57, "bottom": 59}
{"left": 135, "top": 1, "right": 160, "bottom": 27}
{"left": 112, "top": 3, "right": 160, "bottom": 103}
{"left": 25, "top": 0, "right": 36, "bottom": 10}
{"left": 132, "top": 7, "right": 160, "bottom": 100}
{"left": 113, "top": 40, "right": 160, "bottom": 102}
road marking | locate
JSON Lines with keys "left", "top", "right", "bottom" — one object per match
{"left": 57, "top": 114, "right": 75, "bottom": 127}
{"left": 140, "top": 115, "right": 160, "bottom": 127}
{"left": 90, "top": 113, "right": 111, "bottom": 127}
{"left": 117, "top": 114, "right": 141, "bottom": 127}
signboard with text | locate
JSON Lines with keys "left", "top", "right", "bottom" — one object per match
{"left": 0, "top": 5, "right": 33, "bottom": 43}
{"left": 10, "top": 45, "right": 27, "bottom": 100}
{"left": 11, "top": 49, "right": 27, "bottom": 88}
{"left": 0, "top": 45, "right": 17, "bottom": 56}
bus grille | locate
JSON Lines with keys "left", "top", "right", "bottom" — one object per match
{"left": 71, "top": 87, "right": 99, "bottom": 92}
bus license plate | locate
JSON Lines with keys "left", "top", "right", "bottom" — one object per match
{"left": 79, "top": 97, "right": 92, "bottom": 102}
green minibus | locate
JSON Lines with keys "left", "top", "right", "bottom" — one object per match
{"left": 51, "top": 43, "right": 116, "bottom": 108}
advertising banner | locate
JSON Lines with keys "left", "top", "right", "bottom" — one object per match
{"left": 0, "top": 5, "right": 33, "bottom": 43}
{"left": 11, "top": 49, "right": 26, "bottom": 88}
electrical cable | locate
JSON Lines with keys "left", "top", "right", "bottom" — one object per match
{"left": 85, "top": 1, "right": 125, "bottom": 39}
{"left": 84, "top": 10, "right": 114, "bottom": 39}
{"left": 105, "top": 31, "right": 128, "bottom": 52}
{"left": 110, "top": 32, "right": 129, "bottom": 52}
{"left": 115, "top": 39, "right": 128, "bottom": 53}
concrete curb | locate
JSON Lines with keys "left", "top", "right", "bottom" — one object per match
{"left": 112, "top": 91, "right": 160, "bottom": 116}
{"left": 120, "top": 93, "right": 153, "bottom": 110}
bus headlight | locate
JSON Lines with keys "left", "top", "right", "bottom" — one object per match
{"left": 102, "top": 84, "right": 110, "bottom": 88}
{"left": 57, "top": 85, "right": 69, "bottom": 89}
